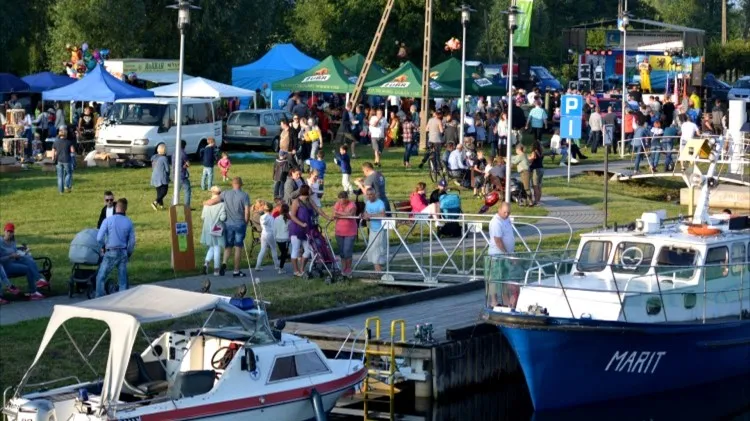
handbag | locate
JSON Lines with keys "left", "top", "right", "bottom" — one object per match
{"left": 210, "top": 224, "right": 224, "bottom": 236}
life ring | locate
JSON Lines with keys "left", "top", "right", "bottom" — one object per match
{"left": 686, "top": 224, "right": 721, "bottom": 236}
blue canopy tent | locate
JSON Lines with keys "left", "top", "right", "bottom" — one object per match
{"left": 42, "top": 65, "right": 153, "bottom": 102}
{"left": 0, "top": 73, "right": 30, "bottom": 93}
{"left": 22, "top": 72, "right": 76, "bottom": 92}
{"left": 232, "top": 44, "right": 318, "bottom": 109}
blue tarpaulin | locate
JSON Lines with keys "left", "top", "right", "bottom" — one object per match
{"left": 22, "top": 72, "right": 76, "bottom": 92}
{"left": 0, "top": 73, "right": 30, "bottom": 93}
{"left": 42, "top": 65, "right": 154, "bottom": 102}
{"left": 232, "top": 44, "right": 318, "bottom": 109}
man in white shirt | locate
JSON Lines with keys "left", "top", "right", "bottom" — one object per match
{"left": 487, "top": 202, "right": 516, "bottom": 307}
{"left": 587, "top": 107, "right": 603, "bottom": 153}
{"left": 678, "top": 113, "right": 700, "bottom": 170}
{"left": 448, "top": 143, "right": 468, "bottom": 185}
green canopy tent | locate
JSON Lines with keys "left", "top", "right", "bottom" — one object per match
{"left": 430, "top": 57, "right": 506, "bottom": 96}
{"left": 341, "top": 53, "right": 390, "bottom": 82}
{"left": 272, "top": 55, "right": 357, "bottom": 93}
{"left": 365, "top": 61, "right": 460, "bottom": 98}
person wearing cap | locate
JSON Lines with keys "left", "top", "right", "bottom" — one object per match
{"left": 0, "top": 223, "right": 47, "bottom": 300}
{"left": 95, "top": 198, "right": 136, "bottom": 296}
{"left": 273, "top": 150, "right": 291, "bottom": 200}
{"left": 429, "top": 179, "right": 448, "bottom": 204}
{"left": 200, "top": 186, "right": 226, "bottom": 276}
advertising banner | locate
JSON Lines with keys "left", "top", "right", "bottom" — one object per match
{"left": 513, "top": 0, "right": 534, "bottom": 48}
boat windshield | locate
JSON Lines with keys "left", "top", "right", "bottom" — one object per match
{"left": 576, "top": 240, "right": 612, "bottom": 272}
{"left": 612, "top": 242, "right": 655, "bottom": 275}
{"left": 654, "top": 247, "right": 698, "bottom": 279}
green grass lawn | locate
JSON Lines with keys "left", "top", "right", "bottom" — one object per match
{"left": 0, "top": 143, "right": 549, "bottom": 297}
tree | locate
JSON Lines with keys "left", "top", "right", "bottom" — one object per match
{"left": 46, "top": 0, "right": 149, "bottom": 73}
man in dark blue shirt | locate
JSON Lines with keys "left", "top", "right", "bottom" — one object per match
{"left": 95, "top": 198, "right": 135, "bottom": 296}
{"left": 200, "top": 137, "right": 217, "bottom": 190}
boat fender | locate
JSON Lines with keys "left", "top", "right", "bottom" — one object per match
{"left": 310, "top": 388, "right": 327, "bottom": 421}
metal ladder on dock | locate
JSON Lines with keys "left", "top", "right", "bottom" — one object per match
{"left": 363, "top": 316, "right": 406, "bottom": 420}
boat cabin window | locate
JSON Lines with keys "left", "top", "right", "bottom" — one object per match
{"left": 577, "top": 241, "right": 612, "bottom": 272}
{"left": 655, "top": 247, "right": 698, "bottom": 279}
{"left": 612, "top": 242, "right": 655, "bottom": 275}
{"left": 731, "top": 243, "right": 747, "bottom": 276}
{"left": 705, "top": 246, "right": 729, "bottom": 281}
{"left": 268, "top": 352, "right": 330, "bottom": 382}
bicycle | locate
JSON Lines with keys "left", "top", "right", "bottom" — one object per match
{"left": 427, "top": 143, "right": 445, "bottom": 183}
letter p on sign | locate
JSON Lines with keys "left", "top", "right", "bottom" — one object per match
{"left": 561, "top": 95, "right": 583, "bottom": 118}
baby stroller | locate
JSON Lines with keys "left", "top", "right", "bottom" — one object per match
{"left": 305, "top": 225, "right": 343, "bottom": 284}
{"left": 480, "top": 177, "right": 528, "bottom": 213}
{"left": 68, "top": 229, "right": 102, "bottom": 299}
{"left": 438, "top": 192, "right": 463, "bottom": 237}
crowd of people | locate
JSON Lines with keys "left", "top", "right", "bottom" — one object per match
{"left": 3, "top": 82, "right": 740, "bottom": 304}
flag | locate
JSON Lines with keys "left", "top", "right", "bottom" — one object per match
{"left": 513, "top": 0, "right": 534, "bottom": 48}
{"left": 649, "top": 56, "right": 671, "bottom": 71}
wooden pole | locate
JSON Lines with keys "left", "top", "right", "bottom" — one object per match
{"left": 419, "top": 0, "right": 433, "bottom": 151}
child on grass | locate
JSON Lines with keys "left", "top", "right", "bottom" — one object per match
{"left": 218, "top": 152, "right": 231, "bottom": 182}
{"left": 334, "top": 145, "right": 352, "bottom": 192}
{"left": 255, "top": 202, "right": 280, "bottom": 272}
{"left": 273, "top": 204, "right": 290, "bottom": 273}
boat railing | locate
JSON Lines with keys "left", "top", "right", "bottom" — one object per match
{"left": 3, "top": 376, "right": 84, "bottom": 408}
{"left": 485, "top": 253, "right": 750, "bottom": 322}
{"left": 322, "top": 212, "right": 572, "bottom": 285}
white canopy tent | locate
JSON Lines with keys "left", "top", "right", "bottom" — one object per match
{"left": 150, "top": 77, "right": 257, "bottom": 107}
{"left": 19, "top": 285, "right": 255, "bottom": 410}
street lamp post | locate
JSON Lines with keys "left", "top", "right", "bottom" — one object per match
{"left": 619, "top": 7, "right": 629, "bottom": 159}
{"left": 456, "top": 4, "right": 475, "bottom": 146}
{"left": 167, "top": 0, "right": 200, "bottom": 206}
{"left": 504, "top": 3, "right": 520, "bottom": 203}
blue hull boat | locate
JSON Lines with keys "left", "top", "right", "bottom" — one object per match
{"left": 484, "top": 312, "right": 750, "bottom": 411}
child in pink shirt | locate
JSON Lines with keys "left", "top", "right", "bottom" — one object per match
{"left": 217, "top": 152, "right": 231, "bottom": 182}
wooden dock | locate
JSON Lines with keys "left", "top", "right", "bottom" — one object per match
{"left": 283, "top": 283, "right": 520, "bottom": 400}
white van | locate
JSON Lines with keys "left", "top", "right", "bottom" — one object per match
{"left": 95, "top": 97, "right": 222, "bottom": 161}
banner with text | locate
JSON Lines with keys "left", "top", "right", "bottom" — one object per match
{"left": 513, "top": 0, "right": 534, "bottom": 48}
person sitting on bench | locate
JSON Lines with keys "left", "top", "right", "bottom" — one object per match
{"left": 0, "top": 223, "right": 47, "bottom": 300}
{"left": 447, "top": 143, "right": 470, "bottom": 186}
{"left": 410, "top": 182, "right": 440, "bottom": 222}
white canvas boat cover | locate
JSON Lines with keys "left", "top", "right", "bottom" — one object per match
{"left": 68, "top": 229, "right": 101, "bottom": 265}
{"left": 24, "top": 285, "right": 251, "bottom": 409}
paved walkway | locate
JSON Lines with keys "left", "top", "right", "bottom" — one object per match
{"left": 0, "top": 164, "right": 609, "bottom": 326}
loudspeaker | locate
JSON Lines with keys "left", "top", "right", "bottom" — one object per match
{"left": 518, "top": 58, "right": 530, "bottom": 80}
{"left": 691, "top": 62, "right": 703, "bottom": 86}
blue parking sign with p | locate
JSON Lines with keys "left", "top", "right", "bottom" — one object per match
{"left": 560, "top": 94, "right": 583, "bottom": 139}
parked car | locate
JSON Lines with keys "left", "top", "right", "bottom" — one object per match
{"left": 703, "top": 73, "right": 731, "bottom": 102}
{"left": 224, "top": 109, "right": 292, "bottom": 151}
{"left": 727, "top": 76, "right": 750, "bottom": 101}
{"left": 530, "top": 66, "right": 564, "bottom": 92}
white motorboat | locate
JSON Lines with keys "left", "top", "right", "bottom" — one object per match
{"left": 2, "top": 285, "right": 366, "bottom": 421}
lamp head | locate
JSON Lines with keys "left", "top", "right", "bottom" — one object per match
{"left": 167, "top": 0, "right": 201, "bottom": 30}
{"left": 455, "top": 4, "right": 476, "bottom": 24}
{"left": 621, "top": 15, "right": 629, "bottom": 27}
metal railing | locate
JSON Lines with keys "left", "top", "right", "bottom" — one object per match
{"left": 484, "top": 251, "right": 750, "bottom": 323}
{"left": 320, "top": 212, "right": 572, "bottom": 285}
